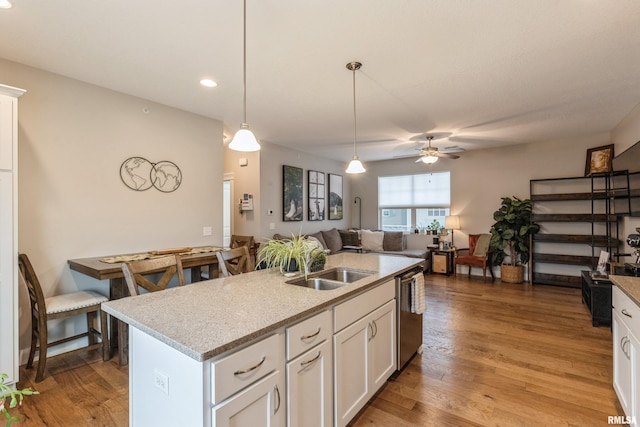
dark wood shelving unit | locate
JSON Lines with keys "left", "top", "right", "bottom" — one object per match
{"left": 529, "top": 171, "right": 630, "bottom": 289}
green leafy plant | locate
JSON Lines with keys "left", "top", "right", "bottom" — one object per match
{"left": 257, "top": 233, "right": 327, "bottom": 277}
{"left": 489, "top": 196, "right": 540, "bottom": 266}
{"left": 1, "top": 373, "right": 38, "bottom": 426}
{"left": 428, "top": 219, "right": 441, "bottom": 231}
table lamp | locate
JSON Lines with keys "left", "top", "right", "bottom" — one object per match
{"left": 445, "top": 215, "right": 461, "bottom": 247}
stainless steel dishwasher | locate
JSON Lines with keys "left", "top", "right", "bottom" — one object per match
{"left": 395, "top": 266, "right": 425, "bottom": 371}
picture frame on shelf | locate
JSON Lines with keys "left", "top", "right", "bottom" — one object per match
{"left": 308, "top": 170, "right": 325, "bottom": 221}
{"left": 328, "top": 173, "right": 343, "bottom": 220}
{"left": 585, "top": 144, "right": 614, "bottom": 176}
{"left": 283, "top": 165, "right": 303, "bottom": 221}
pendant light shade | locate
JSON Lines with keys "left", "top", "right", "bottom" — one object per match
{"left": 229, "top": 123, "right": 260, "bottom": 152}
{"left": 345, "top": 61, "right": 365, "bottom": 174}
{"left": 229, "top": 0, "right": 260, "bottom": 152}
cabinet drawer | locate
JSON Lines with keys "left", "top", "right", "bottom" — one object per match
{"left": 286, "top": 309, "right": 331, "bottom": 361}
{"left": 334, "top": 280, "right": 395, "bottom": 333}
{"left": 211, "top": 333, "right": 284, "bottom": 404}
{"left": 613, "top": 286, "right": 640, "bottom": 333}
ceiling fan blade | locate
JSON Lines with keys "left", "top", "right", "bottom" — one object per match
{"left": 439, "top": 146, "right": 465, "bottom": 154}
{"left": 438, "top": 152, "right": 460, "bottom": 159}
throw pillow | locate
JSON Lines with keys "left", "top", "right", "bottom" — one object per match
{"left": 360, "top": 230, "right": 384, "bottom": 251}
{"left": 383, "top": 231, "right": 404, "bottom": 251}
{"left": 339, "top": 230, "right": 359, "bottom": 247}
{"left": 473, "top": 234, "right": 491, "bottom": 256}
{"left": 322, "top": 228, "right": 343, "bottom": 254}
{"left": 308, "top": 232, "right": 328, "bottom": 250}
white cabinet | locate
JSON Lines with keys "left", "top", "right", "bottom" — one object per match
{"left": 613, "top": 285, "right": 640, "bottom": 423}
{"left": 333, "top": 281, "right": 396, "bottom": 427}
{"left": 213, "top": 369, "right": 285, "bottom": 427}
{"left": 0, "top": 84, "right": 24, "bottom": 386}
{"left": 286, "top": 310, "right": 332, "bottom": 427}
{"left": 286, "top": 339, "right": 332, "bottom": 427}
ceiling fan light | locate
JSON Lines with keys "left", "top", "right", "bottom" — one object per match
{"left": 229, "top": 123, "right": 261, "bottom": 152}
{"left": 346, "top": 156, "right": 366, "bottom": 174}
{"left": 420, "top": 155, "right": 438, "bottom": 164}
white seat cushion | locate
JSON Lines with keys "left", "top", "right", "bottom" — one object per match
{"left": 45, "top": 291, "right": 108, "bottom": 314}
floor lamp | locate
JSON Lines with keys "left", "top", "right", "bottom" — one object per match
{"left": 445, "top": 215, "right": 461, "bottom": 248}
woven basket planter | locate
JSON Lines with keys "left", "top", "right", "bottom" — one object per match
{"left": 500, "top": 264, "right": 525, "bottom": 284}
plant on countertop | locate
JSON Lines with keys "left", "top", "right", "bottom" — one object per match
{"left": 1, "top": 373, "right": 38, "bottom": 426}
{"left": 257, "top": 233, "right": 327, "bottom": 277}
{"left": 489, "top": 196, "right": 540, "bottom": 267}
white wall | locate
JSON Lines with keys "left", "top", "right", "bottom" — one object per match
{"left": 226, "top": 140, "right": 351, "bottom": 243}
{"left": 1, "top": 58, "right": 224, "bottom": 359}
{"left": 612, "top": 101, "right": 640, "bottom": 155}
{"left": 352, "top": 133, "right": 611, "bottom": 247}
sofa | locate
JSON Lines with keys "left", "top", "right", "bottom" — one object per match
{"left": 273, "top": 228, "right": 431, "bottom": 272}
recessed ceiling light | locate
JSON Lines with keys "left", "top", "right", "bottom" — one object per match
{"left": 0, "top": 0, "right": 13, "bottom": 9}
{"left": 200, "top": 79, "right": 217, "bottom": 88}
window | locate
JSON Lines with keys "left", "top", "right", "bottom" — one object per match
{"left": 378, "top": 172, "right": 450, "bottom": 232}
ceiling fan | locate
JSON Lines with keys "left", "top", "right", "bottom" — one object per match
{"left": 413, "top": 135, "right": 464, "bottom": 164}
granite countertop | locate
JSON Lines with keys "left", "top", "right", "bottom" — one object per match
{"left": 611, "top": 274, "right": 640, "bottom": 306}
{"left": 102, "top": 252, "right": 421, "bottom": 362}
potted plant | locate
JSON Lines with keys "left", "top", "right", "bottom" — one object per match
{"left": 1, "top": 373, "right": 38, "bottom": 426}
{"left": 428, "top": 220, "right": 441, "bottom": 235}
{"left": 489, "top": 196, "right": 540, "bottom": 284}
{"left": 257, "top": 233, "right": 327, "bottom": 277}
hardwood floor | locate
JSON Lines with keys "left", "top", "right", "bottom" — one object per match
{"left": 353, "top": 274, "right": 621, "bottom": 427}
{"left": 11, "top": 274, "right": 621, "bottom": 426}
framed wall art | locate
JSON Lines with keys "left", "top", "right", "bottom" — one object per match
{"left": 283, "top": 165, "right": 303, "bottom": 221}
{"left": 585, "top": 144, "right": 614, "bottom": 176}
{"left": 308, "top": 170, "right": 325, "bottom": 221}
{"left": 328, "top": 173, "right": 343, "bottom": 220}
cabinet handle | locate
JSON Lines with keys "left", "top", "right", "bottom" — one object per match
{"left": 622, "top": 309, "right": 633, "bottom": 318}
{"left": 300, "top": 351, "right": 322, "bottom": 368}
{"left": 233, "top": 356, "right": 266, "bottom": 376}
{"left": 300, "top": 328, "right": 321, "bottom": 341}
{"left": 621, "top": 336, "right": 631, "bottom": 360}
{"left": 368, "top": 323, "right": 374, "bottom": 341}
{"left": 372, "top": 320, "right": 378, "bottom": 338}
{"left": 273, "top": 384, "right": 281, "bottom": 414}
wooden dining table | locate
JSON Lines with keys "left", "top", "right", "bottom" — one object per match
{"left": 68, "top": 248, "right": 221, "bottom": 365}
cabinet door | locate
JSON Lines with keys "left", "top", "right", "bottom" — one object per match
{"left": 631, "top": 331, "right": 640, "bottom": 423}
{"left": 0, "top": 171, "right": 16, "bottom": 384}
{"left": 213, "top": 369, "right": 285, "bottom": 427}
{"left": 0, "top": 94, "right": 14, "bottom": 171}
{"left": 287, "top": 340, "right": 332, "bottom": 427}
{"left": 333, "top": 314, "right": 370, "bottom": 427}
{"left": 613, "top": 310, "right": 632, "bottom": 416}
{"left": 369, "top": 300, "right": 396, "bottom": 391}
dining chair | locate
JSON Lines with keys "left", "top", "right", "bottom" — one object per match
{"left": 216, "top": 246, "right": 251, "bottom": 277}
{"left": 121, "top": 254, "right": 186, "bottom": 296}
{"left": 453, "top": 234, "right": 495, "bottom": 281}
{"left": 230, "top": 234, "right": 257, "bottom": 270}
{"left": 18, "top": 253, "right": 110, "bottom": 383}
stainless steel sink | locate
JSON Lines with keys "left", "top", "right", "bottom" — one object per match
{"left": 286, "top": 267, "right": 374, "bottom": 290}
{"left": 313, "top": 267, "right": 374, "bottom": 283}
{"left": 286, "top": 277, "right": 349, "bottom": 291}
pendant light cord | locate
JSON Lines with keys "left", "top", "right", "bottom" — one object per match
{"left": 242, "top": 0, "right": 247, "bottom": 124}
{"left": 352, "top": 67, "right": 357, "bottom": 157}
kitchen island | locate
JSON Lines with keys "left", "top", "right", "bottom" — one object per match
{"left": 103, "top": 252, "right": 422, "bottom": 427}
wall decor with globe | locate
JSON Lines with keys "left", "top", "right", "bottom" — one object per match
{"left": 120, "top": 157, "right": 182, "bottom": 193}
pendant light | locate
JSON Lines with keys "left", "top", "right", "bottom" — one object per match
{"left": 229, "top": 0, "right": 261, "bottom": 152}
{"left": 345, "top": 61, "right": 365, "bottom": 174}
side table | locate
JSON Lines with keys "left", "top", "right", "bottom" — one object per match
{"left": 432, "top": 249, "right": 455, "bottom": 275}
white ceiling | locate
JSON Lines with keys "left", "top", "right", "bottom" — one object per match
{"left": 2, "top": 1, "right": 640, "bottom": 162}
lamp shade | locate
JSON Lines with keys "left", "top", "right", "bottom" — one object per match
{"left": 346, "top": 156, "right": 366, "bottom": 174}
{"left": 445, "top": 215, "right": 460, "bottom": 230}
{"left": 229, "top": 124, "right": 261, "bottom": 152}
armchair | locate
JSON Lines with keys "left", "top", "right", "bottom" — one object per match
{"left": 454, "top": 234, "right": 494, "bottom": 281}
